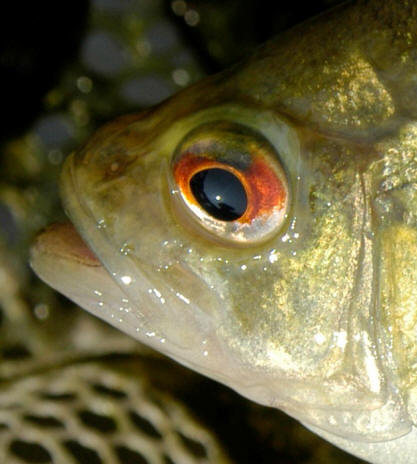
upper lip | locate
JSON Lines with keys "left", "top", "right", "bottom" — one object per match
{"left": 32, "top": 222, "right": 101, "bottom": 267}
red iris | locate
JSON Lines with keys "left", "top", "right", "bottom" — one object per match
{"left": 173, "top": 150, "right": 287, "bottom": 224}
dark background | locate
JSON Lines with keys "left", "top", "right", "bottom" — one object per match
{"left": 0, "top": 0, "right": 342, "bottom": 143}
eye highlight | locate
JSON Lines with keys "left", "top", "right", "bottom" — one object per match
{"left": 171, "top": 121, "right": 289, "bottom": 246}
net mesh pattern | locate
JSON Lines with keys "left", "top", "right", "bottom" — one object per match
{"left": 0, "top": 362, "right": 229, "bottom": 464}
{"left": 0, "top": 213, "right": 229, "bottom": 464}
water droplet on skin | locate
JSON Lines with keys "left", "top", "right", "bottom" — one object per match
{"left": 269, "top": 249, "right": 278, "bottom": 264}
{"left": 176, "top": 292, "right": 190, "bottom": 304}
{"left": 97, "top": 219, "right": 107, "bottom": 229}
{"left": 94, "top": 290, "right": 103, "bottom": 296}
{"left": 314, "top": 333, "right": 326, "bottom": 345}
{"left": 120, "top": 243, "right": 134, "bottom": 255}
{"left": 121, "top": 275, "right": 132, "bottom": 285}
{"left": 240, "top": 264, "right": 247, "bottom": 271}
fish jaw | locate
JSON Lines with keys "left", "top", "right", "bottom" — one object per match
{"left": 29, "top": 223, "right": 128, "bottom": 331}
{"left": 30, "top": 169, "right": 245, "bottom": 390}
{"left": 30, "top": 223, "right": 146, "bottom": 343}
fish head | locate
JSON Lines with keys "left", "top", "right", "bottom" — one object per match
{"left": 31, "top": 1, "right": 417, "bottom": 462}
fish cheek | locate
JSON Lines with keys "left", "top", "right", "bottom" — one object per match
{"left": 217, "top": 138, "right": 366, "bottom": 376}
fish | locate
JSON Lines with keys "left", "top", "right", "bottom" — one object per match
{"left": 30, "top": 0, "right": 417, "bottom": 462}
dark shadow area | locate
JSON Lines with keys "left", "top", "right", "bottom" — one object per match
{"left": 0, "top": 1, "right": 89, "bottom": 143}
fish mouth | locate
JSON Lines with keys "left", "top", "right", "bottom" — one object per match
{"left": 32, "top": 222, "right": 102, "bottom": 268}
{"left": 30, "top": 217, "right": 243, "bottom": 396}
{"left": 29, "top": 221, "right": 127, "bottom": 331}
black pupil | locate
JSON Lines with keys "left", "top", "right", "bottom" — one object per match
{"left": 189, "top": 168, "right": 247, "bottom": 221}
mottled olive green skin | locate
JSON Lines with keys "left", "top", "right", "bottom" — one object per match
{"left": 34, "top": 1, "right": 417, "bottom": 463}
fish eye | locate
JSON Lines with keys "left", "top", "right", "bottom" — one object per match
{"left": 190, "top": 167, "right": 247, "bottom": 221}
{"left": 171, "top": 121, "right": 289, "bottom": 246}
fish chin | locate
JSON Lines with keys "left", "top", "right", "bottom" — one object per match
{"left": 30, "top": 220, "right": 245, "bottom": 391}
{"left": 30, "top": 223, "right": 132, "bottom": 331}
